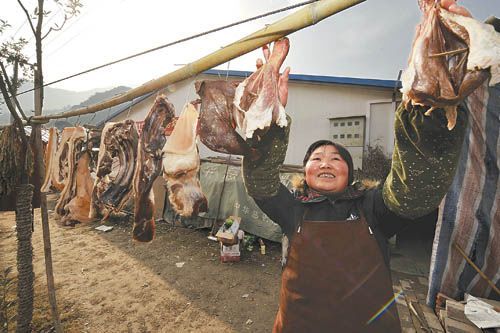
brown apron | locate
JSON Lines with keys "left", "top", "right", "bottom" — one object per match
{"left": 273, "top": 210, "right": 401, "bottom": 333}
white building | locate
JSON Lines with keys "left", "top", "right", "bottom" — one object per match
{"left": 102, "top": 69, "right": 402, "bottom": 169}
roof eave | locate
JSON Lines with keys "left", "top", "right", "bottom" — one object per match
{"left": 202, "top": 69, "right": 402, "bottom": 89}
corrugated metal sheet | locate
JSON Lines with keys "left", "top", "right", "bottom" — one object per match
{"left": 24, "top": 126, "right": 50, "bottom": 143}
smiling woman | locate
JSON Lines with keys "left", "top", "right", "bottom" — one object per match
{"left": 240, "top": 1, "right": 478, "bottom": 331}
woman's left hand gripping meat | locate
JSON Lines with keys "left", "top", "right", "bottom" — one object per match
{"left": 234, "top": 37, "right": 291, "bottom": 142}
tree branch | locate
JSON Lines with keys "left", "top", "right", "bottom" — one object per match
{"left": 42, "top": 15, "right": 67, "bottom": 40}
{"left": 0, "top": 71, "right": 29, "bottom": 147}
{"left": 0, "top": 60, "right": 29, "bottom": 121}
{"left": 41, "top": 0, "right": 82, "bottom": 40}
{"left": 16, "top": 0, "right": 37, "bottom": 37}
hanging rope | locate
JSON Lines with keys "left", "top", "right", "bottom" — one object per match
{"left": 126, "top": 98, "right": 134, "bottom": 119}
{"left": 89, "top": 110, "right": 97, "bottom": 125}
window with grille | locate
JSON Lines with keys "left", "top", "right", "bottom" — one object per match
{"left": 329, "top": 116, "right": 365, "bottom": 169}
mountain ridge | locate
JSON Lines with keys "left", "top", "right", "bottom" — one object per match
{"left": 0, "top": 83, "right": 131, "bottom": 126}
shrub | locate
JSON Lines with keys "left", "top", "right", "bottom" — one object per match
{"left": 355, "top": 145, "right": 391, "bottom": 184}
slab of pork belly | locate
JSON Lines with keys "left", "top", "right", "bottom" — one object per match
{"left": 162, "top": 103, "right": 207, "bottom": 217}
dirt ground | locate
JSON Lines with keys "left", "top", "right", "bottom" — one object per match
{"left": 0, "top": 204, "right": 283, "bottom": 332}
{"left": 1, "top": 195, "right": 437, "bottom": 333}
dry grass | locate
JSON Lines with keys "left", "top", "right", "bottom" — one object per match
{"left": 0, "top": 217, "right": 85, "bottom": 333}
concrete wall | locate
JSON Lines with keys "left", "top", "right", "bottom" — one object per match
{"left": 110, "top": 73, "right": 399, "bottom": 168}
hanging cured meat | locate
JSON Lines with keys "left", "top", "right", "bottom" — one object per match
{"left": 163, "top": 103, "right": 208, "bottom": 217}
{"left": 41, "top": 127, "right": 77, "bottom": 192}
{"left": 401, "top": 0, "right": 499, "bottom": 130}
{"left": 233, "top": 37, "right": 290, "bottom": 140}
{"left": 59, "top": 151, "right": 95, "bottom": 226}
{"left": 195, "top": 80, "right": 259, "bottom": 159}
{"left": 54, "top": 126, "right": 93, "bottom": 225}
{"left": 133, "top": 95, "right": 176, "bottom": 242}
{"left": 41, "top": 127, "right": 59, "bottom": 192}
{"left": 90, "top": 120, "right": 138, "bottom": 220}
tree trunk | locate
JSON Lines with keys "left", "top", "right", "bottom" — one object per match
{"left": 15, "top": 184, "right": 34, "bottom": 333}
{"left": 32, "top": 123, "right": 63, "bottom": 333}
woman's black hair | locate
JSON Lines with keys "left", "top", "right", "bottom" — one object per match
{"left": 303, "top": 140, "right": 354, "bottom": 184}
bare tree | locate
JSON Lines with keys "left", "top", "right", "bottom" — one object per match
{"left": 0, "top": 1, "right": 82, "bottom": 332}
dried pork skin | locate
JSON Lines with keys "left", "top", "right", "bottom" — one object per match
{"left": 60, "top": 151, "right": 95, "bottom": 226}
{"left": 41, "top": 127, "right": 76, "bottom": 192}
{"left": 133, "top": 95, "right": 175, "bottom": 242}
{"left": 401, "top": 0, "right": 495, "bottom": 130}
{"left": 163, "top": 103, "right": 208, "bottom": 217}
{"left": 41, "top": 127, "right": 59, "bottom": 192}
{"left": 54, "top": 126, "right": 89, "bottom": 225}
{"left": 439, "top": 10, "right": 500, "bottom": 85}
{"left": 90, "top": 120, "right": 138, "bottom": 219}
{"left": 234, "top": 38, "right": 289, "bottom": 139}
{"left": 196, "top": 80, "right": 258, "bottom": 158}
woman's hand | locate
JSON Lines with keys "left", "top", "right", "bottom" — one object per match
{"left": 440, "top": 0, "right": 472, "bottom": 17}
{"left": 255, "top": 44, "right": 291, "bottom": 107}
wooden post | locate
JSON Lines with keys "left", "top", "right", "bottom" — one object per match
{"left": 33, "top": 65, "right": 63, "bottom": 333}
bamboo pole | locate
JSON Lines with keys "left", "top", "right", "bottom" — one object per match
{"left": 30, "top": 0, "right": 365, "bottom": 124}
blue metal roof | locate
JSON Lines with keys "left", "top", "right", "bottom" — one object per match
{"left": 203, "top": 69, "right": 402, "bottom": 89}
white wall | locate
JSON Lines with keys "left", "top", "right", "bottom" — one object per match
{"left": 110, "top": 73, "right": 398, "bottom": 167}
{"left": 368, "top": 100, "right": 397, "bottom": 156}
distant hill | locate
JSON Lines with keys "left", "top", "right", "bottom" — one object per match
{"left": 0, "top": 84, "right": 131, "bottom": 127}
{"left": 47, "top": 86, "right": 132, "bottom": 130}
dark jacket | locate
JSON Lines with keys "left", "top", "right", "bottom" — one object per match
{"left": 254, "top": 182, "right": 436, "bottom": 265}
{"left": 243, "top": 103, "right": 468, "bottom": 261}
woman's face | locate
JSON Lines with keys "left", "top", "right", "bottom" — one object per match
{"left": 304, "top": 145, "right": 349, "bottom": 193}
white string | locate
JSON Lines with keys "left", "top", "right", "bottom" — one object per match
{"left": 126, "top": 97, "right": 134, "bottom": 119}
{"left": 184, "top": 79, "right": 193, "bottom": 107}
{"left": 225, "top": 60, "right": 231, "bottom": 81}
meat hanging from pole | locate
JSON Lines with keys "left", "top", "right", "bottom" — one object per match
{"left": 162, "top": 102, "right": 208, "bottom": 217}
{"left": 196, "top": 80, "right": 259, "bottom": 159}
{"left": 132, "top": 95, "right": 176, "bottom": 242}
{"left": 90, "top": 120, "right": 138, "bottom": 220}
{"left": 53, "top": 126, "right": 95, "bottom": 226}
{"left": 401, "top": 0, "right": 499, "bottom": 130}
{"left": 41, "top": 127, "right": 78, "bottom": 193}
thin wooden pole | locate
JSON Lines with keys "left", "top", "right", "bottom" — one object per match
{"left": 453, "top": 243, "right": 500, "bottom": 296}
{"left": 30, "top": 0, "right": 365, "bottom": 124}
{"left": 210, "top": 155, "right": 232, "bottom": 236}
{"left": 34, "top": 65, "right": 64, "bottom": 332}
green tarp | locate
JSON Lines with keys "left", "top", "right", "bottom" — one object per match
{"left": 163, "top": 161, "right": 300, "bottom": 243}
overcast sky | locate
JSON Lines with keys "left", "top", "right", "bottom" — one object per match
{"left": 1, "top": 0, "right": 498, "bottom": 92}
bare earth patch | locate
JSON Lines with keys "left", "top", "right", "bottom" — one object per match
{"left": 0, "top": 207, "right": 282, "bottom": 332}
